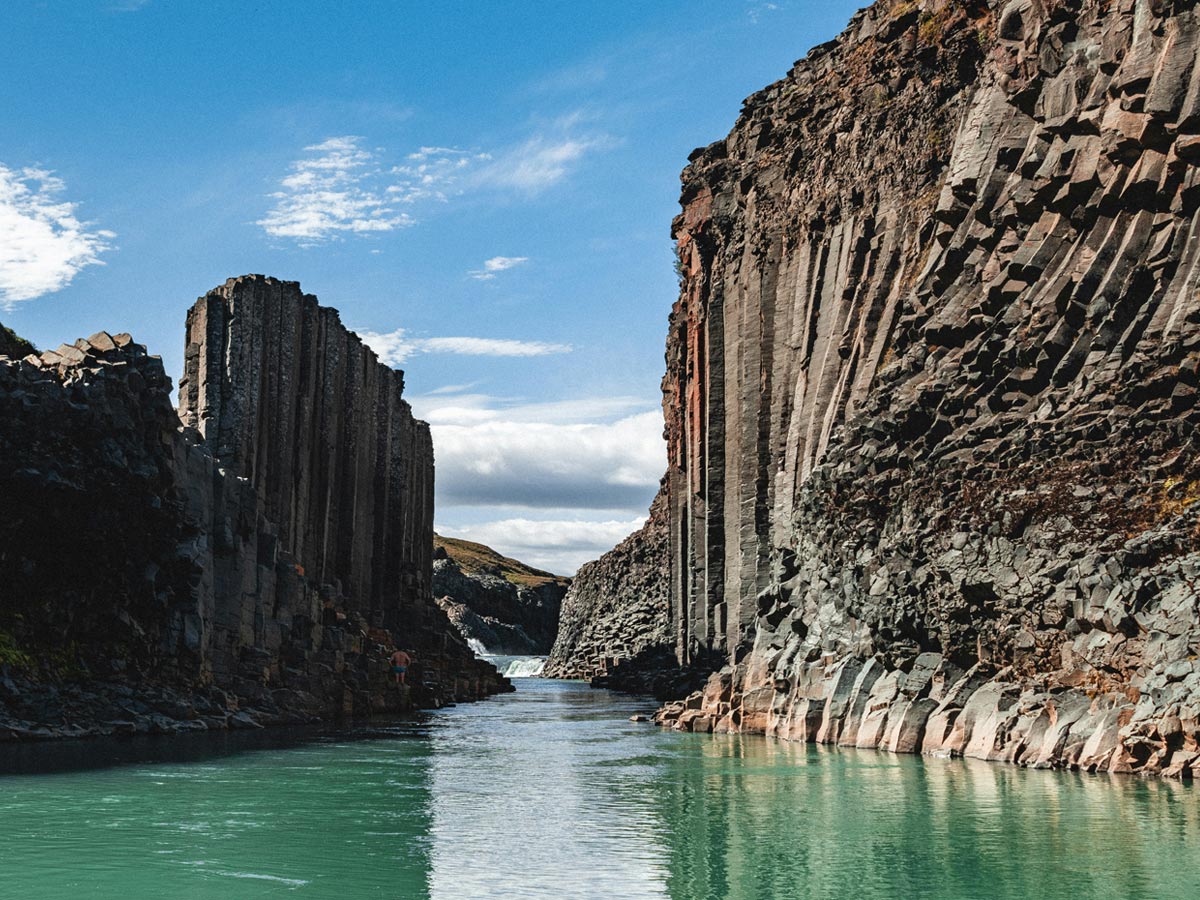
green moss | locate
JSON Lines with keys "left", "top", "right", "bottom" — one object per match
{"left": 0, "top": 631, "right": 33, "bottom": 670}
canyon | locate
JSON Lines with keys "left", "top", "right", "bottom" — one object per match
{"left": 0, "top": 275, "right": 506, "bottom": 740}
{"left": 554, "top": 0, "right": 1200, "bottom": 778}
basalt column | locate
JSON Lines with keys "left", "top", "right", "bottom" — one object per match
{"left": 658, "top": 0, "right": 1200, "bottom": 777}
{"left": 177, "top": 275, "right": 436, "bottom": 679}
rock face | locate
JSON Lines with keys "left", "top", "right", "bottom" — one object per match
{"left": 544, "top": 486, "right": 672, "bottom": 679}
{"left": 431, "top": 535, "right": 569, "bottom": 655}
{"left": 653, "top": 0, "right": 1200, "bottom": 778}
{"left": 0, "top": 276, "right": 506, "bottom": 740}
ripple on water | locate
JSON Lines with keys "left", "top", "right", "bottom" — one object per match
{"left": 0, "top": 680, "right": 1198, "bottom": 899}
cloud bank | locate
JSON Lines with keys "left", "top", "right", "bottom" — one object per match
{"left": 437, "top": 516, "right": 648, "bottom": 575}
{"left": 428, "top": 404, "right": 664, "bottom": 511}
{"left": 0, "top": 164, "right": 113, "bottom": 310}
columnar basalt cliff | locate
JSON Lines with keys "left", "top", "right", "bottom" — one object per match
{"left": 544, "top": 486, "right": 672, "bottom": 681}
{"left": 0, "top": 276, "right": 506, "bottom": 740}
{"left": 652, "top": 0, "right": 1200, "bottom": 777}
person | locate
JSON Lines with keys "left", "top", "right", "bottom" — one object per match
{"left": 390, "top": 648, "right": 412, "bottom": 686}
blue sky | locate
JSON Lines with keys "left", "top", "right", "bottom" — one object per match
{"left": 0, "top": 0, "right": 863, "bottom": 573}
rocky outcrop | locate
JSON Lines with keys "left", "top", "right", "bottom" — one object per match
{"left": 431, "top": 536, "right": 568, "bottom": 655}
{"left": 0, "top": 276, "right": 507, "bottom": 740}
{"left": 544, "top": 486, "right": 673, "bottom": 680}
{"left": 654, "top": 0, "right": 1200, "bottom": 778}
{"left": 0, "top": 325, "right": 35, "bottom": 358}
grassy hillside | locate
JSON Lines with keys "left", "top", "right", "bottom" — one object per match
{"left": 434, "top": 535, "right": 570, "bottom": 588}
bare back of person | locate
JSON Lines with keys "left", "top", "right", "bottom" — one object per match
{"left": 390, "top": 649, "right": 411, "bottom": 685}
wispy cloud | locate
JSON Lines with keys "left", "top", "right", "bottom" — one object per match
{"left": 747, "top": 2, "right": 782, "bottom": 24}
{"left": 357, "top": 327, "right": 571, "bottom": 367}
{"left": 427, "top": 381, "right": 483, "bottom": 396}
{"left": 389, "top": 146, "right": 490, "bottom": 203}
{"left": 261, "top": 118, "right": 608, "bottom": 245}
{"left": 437, "top": 516, "right": 648, "bottom": 575}
{"left": 257, "top": 136, "right": 412, "bottom": 243}
{"left": 476, "top": 135, "right": 605, "bottom": 194}
{"left": 0, "top": 164, "right": 114, "bottom": 310}
{"left": 469, "top": 255, "right": 528, "bottom": 280}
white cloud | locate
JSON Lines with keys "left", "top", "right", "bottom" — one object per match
{"left": 426, "top": 392, "right": 665, "bottom": 570}
{"left": 261, "top": 121, "right": 608, "bottom": 245}
{"left": 469, "top": 255, "right": 528, "bottom": 280}
{"left": 427, "top": 381, "right": 483, "bottom": 396}
{"left": 0, "top": 164, "right": 114, "bottom": 310}
{"left": 477, "top": 135, "right": 604, "bottom": 193}
{"left": 257, "top": 136, "right": 412, "bottom": 243}
{"left": 437, "top": 516, "right": 648, "bottom": 575}
{"left": 411, "top": 393, "right": 653, "bottom": 426}
{"left": 389, "top": 146, "right": 491, "bottom": 203}
{"left": 432, "top": 409, "right": 665, "bottom": 510}
{"left": 357, "top": 327, "right": 571, "bottom": 367}
{"left": 747, "top": 2, "right": 781, "bottom": 23}
{"left": 423, "top": 336, "right": 569, "bottom": 356}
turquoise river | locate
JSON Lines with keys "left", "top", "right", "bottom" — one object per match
{"left": 1, "top": 678, "right": 1197, "bottom": 899}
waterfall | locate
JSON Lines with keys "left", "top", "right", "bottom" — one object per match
{"left": 502, "top": 657, "right": 546, "bottom": 678}
{"left": 472, "top": 650, "right": 549, "bottom": 678}
{"left": 467, "top": 638, "right": 488, "bottom": 656}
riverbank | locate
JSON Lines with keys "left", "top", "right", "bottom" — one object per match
{"left": 0, "top": 648, "right": 509, "bottom": 742}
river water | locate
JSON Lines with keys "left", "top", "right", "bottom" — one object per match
{"left": 1, "top": 679, "right": 1197, "bottom": 899}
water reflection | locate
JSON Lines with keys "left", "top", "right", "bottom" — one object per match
{"left": 0, "top": 682, "right": 1197, "bottom": 899}
{"left": 426, "top": 679, "right": 669, "bottom": 899}
{"left": 653, "top": 734, "right": 1200, "bottom": 900}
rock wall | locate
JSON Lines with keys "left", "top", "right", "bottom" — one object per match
{"left": 656, "top": 0, "right": 1200, "bottom": 778}
{"left": 0, "top": 276, "right": 506, "bottom": 739}
{"left": 0, "top": 331, "right": 195, "bottom": 682}
{"left": 432, "top": 557, "right": 566, "bottom": 655}
{"left": 544, "top": 486, "right": 672, "bottom": 679}
{"left": 430, "top": 535, "right": 569, "bottom": 655}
